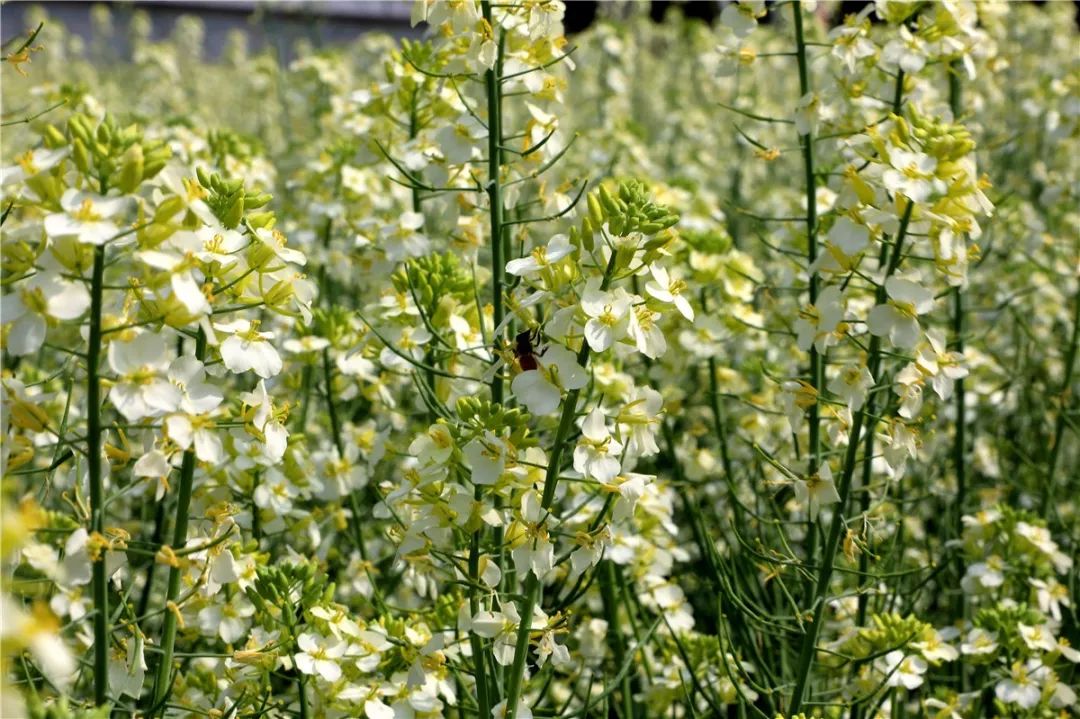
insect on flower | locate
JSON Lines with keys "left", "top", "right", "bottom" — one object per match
{"left": 512, "top": 328, "right": 544, "bottom": 372}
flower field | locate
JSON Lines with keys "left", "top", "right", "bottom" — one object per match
{"left": 1, "top": 1, "right": 1078, "bottom": 717}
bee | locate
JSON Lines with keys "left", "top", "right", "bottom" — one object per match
{"left": 512, "top": 328, "right": 544, "bottom": 372}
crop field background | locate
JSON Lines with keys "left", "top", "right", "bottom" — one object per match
{"left": 0, "top": 1, "right": 1077, "bottom": 718}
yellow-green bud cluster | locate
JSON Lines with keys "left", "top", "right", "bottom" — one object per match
{"left": 60, "top": 113, "right": 171, "bottom": 193}
{"left": 195, "top": 167, "right": 273, "bottom": 229}
{"left": 456, "top": 396, "right": 536, "bottom": 449}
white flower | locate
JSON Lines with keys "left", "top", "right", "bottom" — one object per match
{"left": 511, "top": 492, "right": 555, "bottom": 580}
{"left": 253, "top": 227, "right": 306, "bottom": 267}
{"left": 960, "top": 628, "right": 998, "bottom": 656}
{"left": 878, "top": 650, "right": 927, "bottom": 690}
{"left": 108, "top": 332, "right": 181, "bottom": 421}
{"left": 107, "top": 635, "right": 146, "bottom": 699}
{"left": 1019, "top": 623, "right": 1058, "bottom": 652}
{"left": 464, "top": 431, "right": 507, "bottom": 485}
{"left": 795, "top": 285, "right": 846, "bottom": 354}
{"left": 962, "top": 556, "right": 1006, "bottom": 593}
{"left": 1, "top": 147, "right": 67, "bottom": 186}
{"left": 134, "top": 248, "right": 210, "bottom": 316}
{"left": 409, "top": 423, "right": 455, "bottom": 466}
{"left": 827, "top": 216, "right": 871, "bottom": 256}
{"left": 294, "top": 632, "right": 347, "bottom": 682}
{"left": 197, "top": 594, "right": 254, "bottom": 644}
{"left": 627, "top": 304, "right": 667, "bottom": 359}
{"left": 615, "top": 385, "right": 663, "bottom": 459}
{"left": 491, "top": 699, "right": 533, "bottom": 719}
{"left": 828, "top": 364, "right": 874, "bottom": 411}
{"left": 995, "top": 662, "right": 1042, "bottom": 709}
{"left": 1, "top": 272, "right": 91, "bottom": 356}
{"left": 435, "top": 114, "right": 486, "bottom": 165}
{"left": 217, "top": 320, "right": 283, "bottom": 378}
{"left": 506, "top": 234, "right": 575, "bottom": 279}
{"left": 573, "top": 408, "right": 623, "bottom": 483}
{"left": 44, "top": 189, "right": 131, "bottom": 245}
{"left": 165, "top": 414, "right": 222, "bottom": 463}
{"left": 881, "top": 26, "right": 927, "bottom": 74}
{"left": 867, "top": 276, "right": 935, "bottom": 349}
{"left": 829, "top": 22, "right": 877, "bottom": 74}
{"left": 645, "top": 264, "right": 694, "bottom": 321}
{"left": 168, "top": 356, "right": 223, "bottom": 414}
{"left": 239, "top": 380, "right": 289, "bottom": 463}
{"left": 794, "top": 92, "right": 820, "bottom": 136}
{"left": 365, "top": 699, "right": 395, "bottom": 719}
{"left": 581, "top": 281, "right": 631, "bottom": 352}
{"left": 511, "top": 344, "right": 588, "bottom": 415}
{"left": 719, "top": 1, "right": 764, "bottom": 39}
{"left": 794, "top": 463, "right": 840, "bottom": 521}
{"left": 913, "top": 630, "right": 959, "bottom": 663}
{"left": 1030, "top": 578, "right": 1070, "bottom": 622}
{"left": 883, "top": 146, "right": 942, "bottom": 203}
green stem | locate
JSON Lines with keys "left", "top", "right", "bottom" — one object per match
{"left": 87, "top": 243, "right": 109, "bottom": 706}
{"left": 792, "top": 3, "right": 823, "bottom": 593}
{"left": 1041, "top": 286, "right": 1080, "bottom": 515}
{"left": 599, "top": 560, "right": 635, "bottom": 719}
{"left": 788, "top": 203, "right": 914, "bottom": 715}
{"left": 503, "top": 256, "right": 618, "bottom": 719}
{"left": 150, "top": 329, "right": 207, "bottom": 714}
{"left": 470, "top": 4, "right": 506, "bottom": 714}
{"left": 947, "top": 61, "right": 971, "bottom": 694}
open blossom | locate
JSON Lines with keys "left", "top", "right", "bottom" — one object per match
{"left": 645, "top": 263, "right": 694, "bottom": 321}
{"left": 995, "top": 661, "right": 1043, "bottom": 709}
{"left": 795, "top": 285, "right": 846, "bottom": 354}
{"left": 794, "top": 463, "right": 841, "bottom": 521}
{"left": 294, "top": 632, "right": 347, "bottom": 682}
{"left": 108, "top": 332, "right": 181, "bottom": 421}
{"left": 878, "top": 650, "right": 927, "bottom": 690}
{"left": 867, "top": 276, "right": 936, "bottom": 349}
{"left": 573, "top": 408, "right": 622, "bottom": 483}
{"left": 581, "top": 281, "right": 631, "bottom": 352}
{"left": 510, "top": 344, "right": 588, "bottom": 415}
{"left": 506, "top": 234, "right": 574, "bottom": 280}
{"left": 44, "top": 189, "right": 131, "bottom": 245}
{"left": 883, "top": 146, "right": 944, "bottom": 203}
{"left": 1, "top": 272, "right": 90, "bottom": 356}
{"left": 217, "top": 319, "right": 283, "bottom": 378}
{"left": 511, "top": 492, "right": 555, "bottom": 579}
{"left": 464, "top": 431, "right": 507, "bottom": 485}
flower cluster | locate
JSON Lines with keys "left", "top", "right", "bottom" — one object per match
{"left": 1, "top": 1, "right": 1077, "bottom": 718}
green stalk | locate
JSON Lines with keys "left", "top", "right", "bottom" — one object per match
{"left": 503, "top": 256, "right": 618, "bottom": 719}
{"left": 1040, "top": 287, "right": 1080, "bottom": 515}
{"left": 469, "top": 3, "right": 506, "bottom": 714}
{"left": 598, "top": 560, "right": 635, "bottom": 719}
{"left": 788, "top": 204, "right": 914, "bottom": 715}
{"left": 948, "top": 62, "right": 967, "bottom": 542}
{"left": 150, "top": 329, "right": 207, "bottom": 714}
{"left": 947, "top": 60, "right": 970, "bottom": 694}
{"left": 87, "top": 243, "right": 109, "bottom": 706}
{"left": 792, "top": 2, "right": 823, "bottom": 590}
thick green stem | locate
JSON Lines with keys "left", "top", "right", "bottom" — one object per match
{"left": 788, "top": 203, "right": 914, "bottom": 715}
{"left": 792, "top": 4, "right": 824, "bottom": 596}
{"left": 484, "top": 5, "right": 506, "bottom": 405}
{"left": 599, "top": 560, "right": 635, "bottom": 719}
{"left": 503, "top": 256, "right": 618, "bottom": 719}
{"left": 87, "top": 243, "right": 109, "bottom": 706}
{"left": 469, "top": 4, "right": 506, "bottom": 715}
{"left": 150, "top": 329, "right": 207, "bottom": 714}
{"left": 948, "top": 62, "right": 967, "bottom": 541}
{"left": 947, "top": 61, "right": 971, "bottom": 693}
{"left": 793, "top": 3, "right": 821, "bottom": 473}
{"left": 1041, "top": 287, "right": 1080, "bottom": 515}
